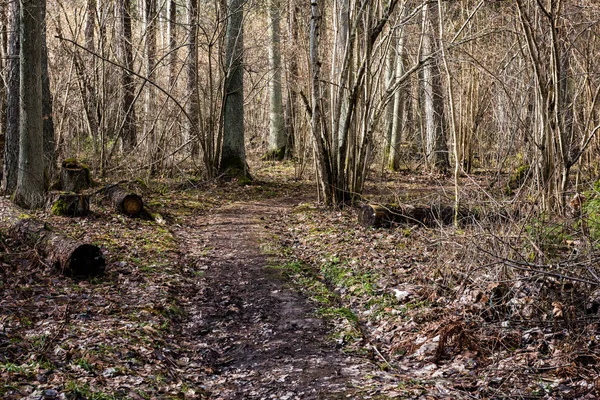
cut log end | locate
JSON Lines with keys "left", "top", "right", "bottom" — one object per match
{"left": 104, "top": 185, "right": 144, "bottom": 217}
{"left": 358, "top": 204, "right": 389, "bottom": 227}
{"left": 122, "top": 194, "right": 144, "bottom": 216}
{"left": 67, "top": 244, "right": 106, "bottom": 278}
{"left": 10, "top": 219, "right": 106, "bottom": 278}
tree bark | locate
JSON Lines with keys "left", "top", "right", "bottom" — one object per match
{"left": 185, "top": 0, "right": 200, "bottom": 158}
{"left": 168, "top": 0, "right": 177, "bottom": 87}
{"left": 10, "top": 219, "right": 105, "bottom": 278}
{"left": 221, "top": 0, "right": 248, "bottom": 176}
{"left": 310, "top": 0, "right": 333, "bottom": 205}
{"left": 144, "top": 0, "right": 158, "bottom": 169}
{"left": 421, "top": 1, "right": 449, "bottom": 172}
{"left": 389, "top": 18, "right": 408, "bottom": 171}
{"left": 58, "top": 159, "right": 92, "bottom": 192}
{"left": 42, "top": 0, "right": 56, "bottom": 185}
{"left": 266, "top": 0, "right": 286, "bottom": 160}
{"left": 283, "top": 0, "right": 299, "bottom": 158}
{"left": 2, "top": 0, "right": 20, "bottom": 195}
{"left": 14, "top": 0, "right": 45, "bottom": 209}
{"left": 118, "top": 0, "right": 137, "bottom": 152}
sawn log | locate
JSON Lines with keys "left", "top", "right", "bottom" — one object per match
{"left": 10, "top": 219, "right": 105, "bottom": 278}
{"left": 103, "top": 185, "right": 144, "bottom": 217}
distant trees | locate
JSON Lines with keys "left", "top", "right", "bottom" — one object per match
{"left": 3, "top": 0, "right": 600, "bottom": 212}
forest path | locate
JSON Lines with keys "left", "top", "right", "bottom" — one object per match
{"left": 172, "top": 196, "right": 397, "bottom": 399}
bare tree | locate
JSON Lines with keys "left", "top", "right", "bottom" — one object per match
{"left": 117, "top": 0, "right": 137, "bottom": 152}
{"left": 185, "top": 0, "right": 200, "bottom": 158}
{"left": 421, "top": 0, "right": 449, "bottom": 172}
{"left": 265, "top": 0, "right": 286, "bottom": 160}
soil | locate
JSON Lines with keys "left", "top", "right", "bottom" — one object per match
{"left": 172, "top": 198, "right": 393, "bottom": 399}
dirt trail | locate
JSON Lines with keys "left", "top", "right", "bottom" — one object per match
{"left": 173, "top": 199, "right": 393, "bottom": 399}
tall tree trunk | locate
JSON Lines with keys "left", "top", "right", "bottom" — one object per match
{"left": 310, "top": 0, "right": 333, "bottom": 204}
{"left": 168, "top": 0, "right": 177, "bottom": 88}
{"left": 283, "top": 0, "right": 299, "bottom": 158}
{"left": 0, "top": 4, "right": 7, "bottom": 143}
{"left": 2, "top": 0, "right": 20, "bottom": 194}
{"left": 119, "top": 0, "right": 137, "bottom": 152}
{"left": 384, "top": 31, "right": 397, "bottom": 164}
{"left": 144, "top": 0, "right": 158, "bottom": 171}
{"left": 14, "top": 0, "right": 45, "bottom": 209}
{"left": 85, "top": 0, "right": 96, "bottom": 52}
{"left": 220, "top": 0, "right": 248, "bottom": 176}
{"left": 185, "top": 0, "right": 200, "bottom": 158}
{"left": 389, "top": 22, "right": 408, "bottom": 171}
{"left": 42, "top": 0, "right": 56, "bottom": 185}
{"left": 421, "top": 1, "right": 449, "bottom": 172}
{"left": 265, "top": 0, "right": 286, "bottom": 160}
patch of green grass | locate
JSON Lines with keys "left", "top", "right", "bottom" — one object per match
{"left": 73, "top": 357, "right": 95, "bottom": 372}
{"left": 320, "top": 258, "right": 378, "bottom": 297}
{"left": 317, "top": 306, "right": 359, "bottom": 323}
{"left": 270, "top": 261, "right": 338, "bottom": 305}
{"left": 64, "top": 381, "right": 118, "bottom": 400}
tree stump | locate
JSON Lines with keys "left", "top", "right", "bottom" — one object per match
{"left": 103, "top": 185, "right": 144, "bottom": 217}
{"left": 47, "top": 191, "right": 90, "bottom": 217}
{"left": 9, "top": 219, "right": 105, "bottom": 278}
{"left": 60, "top": 159, "right": 92, "bottom": 192}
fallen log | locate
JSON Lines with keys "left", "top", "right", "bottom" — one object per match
{"left": 10, "top": 219, "right": 105, "bottom": 278}
{"left": 359, "top": 204, "right": 434, "bottom": 227}
{"left": 103, "top": 185, "right": 144, "bottom": 217}
{"left": 47, "top": 191, "right": 90, "bottom": 217}
{"left": 358, "top": 203, "right": 477, "bottom": 228}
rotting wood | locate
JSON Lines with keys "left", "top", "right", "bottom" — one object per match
{"left": 9, "top": 218, "right": 105, "bottom": 278}
{"left": 59, "top": 159, "right": 92, "bottom": 192}
{"left": 103, "top": 185, "right": 144, "bottom": 217}
{"left": 358, "top": 203, "right": 477, "bottom": 228}
{"left": 47, "top": 191, "right": 90, "bottom": 217}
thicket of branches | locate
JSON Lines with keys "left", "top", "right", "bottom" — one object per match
{"left": 1, "top": 0, "right": 600, "bottom": 210}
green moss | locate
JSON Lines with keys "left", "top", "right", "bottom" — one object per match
{"left": 51, "top": 197, "right": 68, "bottom": 216}
{"left": 62, "top": 158, "right": 92, "bottom": 183}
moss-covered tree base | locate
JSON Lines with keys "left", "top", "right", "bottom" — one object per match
{"left": 220, "top": 154, "right": 252, "bottom": 185}
{"left": 47, "top": 191, "right": 90, "bottom": 217}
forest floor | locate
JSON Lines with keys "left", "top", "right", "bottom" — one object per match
{"left": 1, "top": 163, "right": 600, "bottom": 399}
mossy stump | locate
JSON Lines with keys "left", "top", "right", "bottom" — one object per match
{"left": 47, "top": 191, "right": 90, "bottom": 217}
{"left": 59, "top": 159, "right": 92, "bottom": 192}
